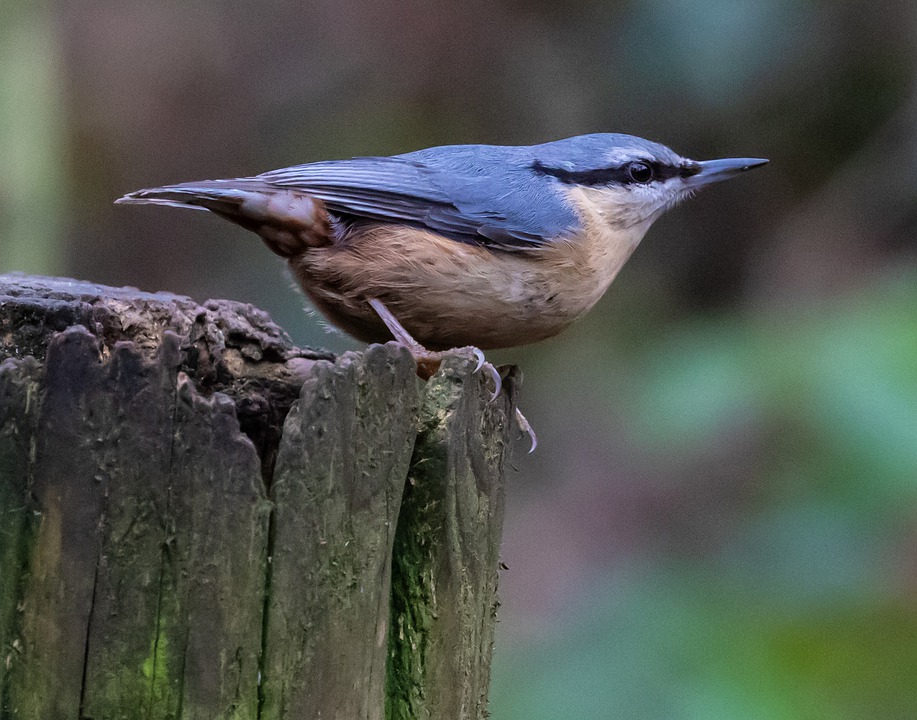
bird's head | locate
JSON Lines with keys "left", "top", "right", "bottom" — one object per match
{"left": 531, "top": 133, "right": 768, "bottom": 231}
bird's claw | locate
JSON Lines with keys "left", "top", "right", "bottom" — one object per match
{"left": 515, "top": 408, "right": 538, "bottom": 453}
{"left": 479, "top": 361, "right": 502, "bottom": 402}
{"left": 469, "top": 348, "right": 500, "bottom": 401}
{"left": 472, "top": 347, "right": 486, "bottom": 373}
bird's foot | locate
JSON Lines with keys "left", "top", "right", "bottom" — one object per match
{"left": 368, "top": 298, "right": 502, "bottom": 398}
{"left": 368, "top": 298, "right": 537, "bottom": 452}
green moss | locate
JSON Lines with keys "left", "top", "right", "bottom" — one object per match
{"left": 386, "top": 468, "right": 443, "bottom": 720}
{"left": 136, "top": 620, "right": 176, "bottom": 719}
{"left": 386, "top": 374, "right": 453, "bottom": 720}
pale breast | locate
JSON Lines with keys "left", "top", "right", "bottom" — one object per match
{"left": 290, "top": 216, "right": 649, "bottom": 350}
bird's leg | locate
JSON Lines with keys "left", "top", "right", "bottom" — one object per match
{"left": 367, "top": 298, "right": 501, "bottom": 396}
{"left": 368, "top": 299, "right": 535, "bottom": 452}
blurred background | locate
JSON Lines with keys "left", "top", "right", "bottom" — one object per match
{"left": 2, "top": 0, "right": 917, "bottom": 717}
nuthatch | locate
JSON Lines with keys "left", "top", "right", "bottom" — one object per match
{"left": 118, "top": 134, "right": 767, "bottom": 446}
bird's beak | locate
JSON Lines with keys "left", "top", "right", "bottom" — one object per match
{"left": 683, "top": 157, "right": 769, "bottom": 189}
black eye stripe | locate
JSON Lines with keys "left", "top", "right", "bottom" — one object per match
{"left": 532, "top": 160, "right": 686, "bottom": 186}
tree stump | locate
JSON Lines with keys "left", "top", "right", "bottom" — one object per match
{"left": 0, "top": 274, "right": 513, "bottom": 720}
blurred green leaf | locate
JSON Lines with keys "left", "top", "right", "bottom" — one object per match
{"left": 629, "top": 272, "right": 917, "bottom": 504}
{"left": 494, "top": 273, "right": 917, "bottom": 720}
{"left": 0, "top": 0, "right": 66, "bottom": 274}
{"left": 492, "top": 564, "right": 917, "bottom": 720}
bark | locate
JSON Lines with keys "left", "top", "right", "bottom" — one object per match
{"left": 0, "top": 273, "right": 513, "bottom": 720}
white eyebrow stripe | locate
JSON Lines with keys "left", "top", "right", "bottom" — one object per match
{"left": 603, "top": 148, "right": 654, "bottom": 164}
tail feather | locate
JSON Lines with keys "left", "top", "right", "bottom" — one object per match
{"left": 115, "top": 179, "right": 269, "bottom": 213}
{"left": 115, "top": 179, "right": 332, "bottom": 256}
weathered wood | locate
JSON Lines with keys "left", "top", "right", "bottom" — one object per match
{"left": 0, "top": 355, "right": 40, "bottom": 711}
{"left": 76, "top": 336, "right": 271, "bottom": 720}
{"left": 0, "top": 273, "right": 513, "bottom": 720}
{"left": 150, "top": 371, "right": 270, "bottom": 719}
{"left": 261, "top": 345, "right": 419, "bottom": 720}
{"left": 387, "top": 354, "right": 510, "bottom": 720}
{"left": 10, "top": 327, "right": 112, "bottom": 717}
{"left": 77, "top": 335, "right": 182, "bottom": 719}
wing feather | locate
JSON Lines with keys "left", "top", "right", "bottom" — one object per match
{"left": 258, "top": 154, "right": 574, "bottom": 249}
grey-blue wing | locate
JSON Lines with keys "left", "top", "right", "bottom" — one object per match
{"left": 258, "top": 148, "right": 580, "bottom": 250}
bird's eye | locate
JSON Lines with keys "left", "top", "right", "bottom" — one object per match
{"left": 627, "top": 161, "right": 654, "bottom": 184}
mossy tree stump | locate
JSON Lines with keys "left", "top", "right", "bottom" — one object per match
{"left": 0, "top": 274, "right": 513, "bottom": 720}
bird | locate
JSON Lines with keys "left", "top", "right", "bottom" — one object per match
{"left": 117, "top": 133, "right": 767, "bottom": 449}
